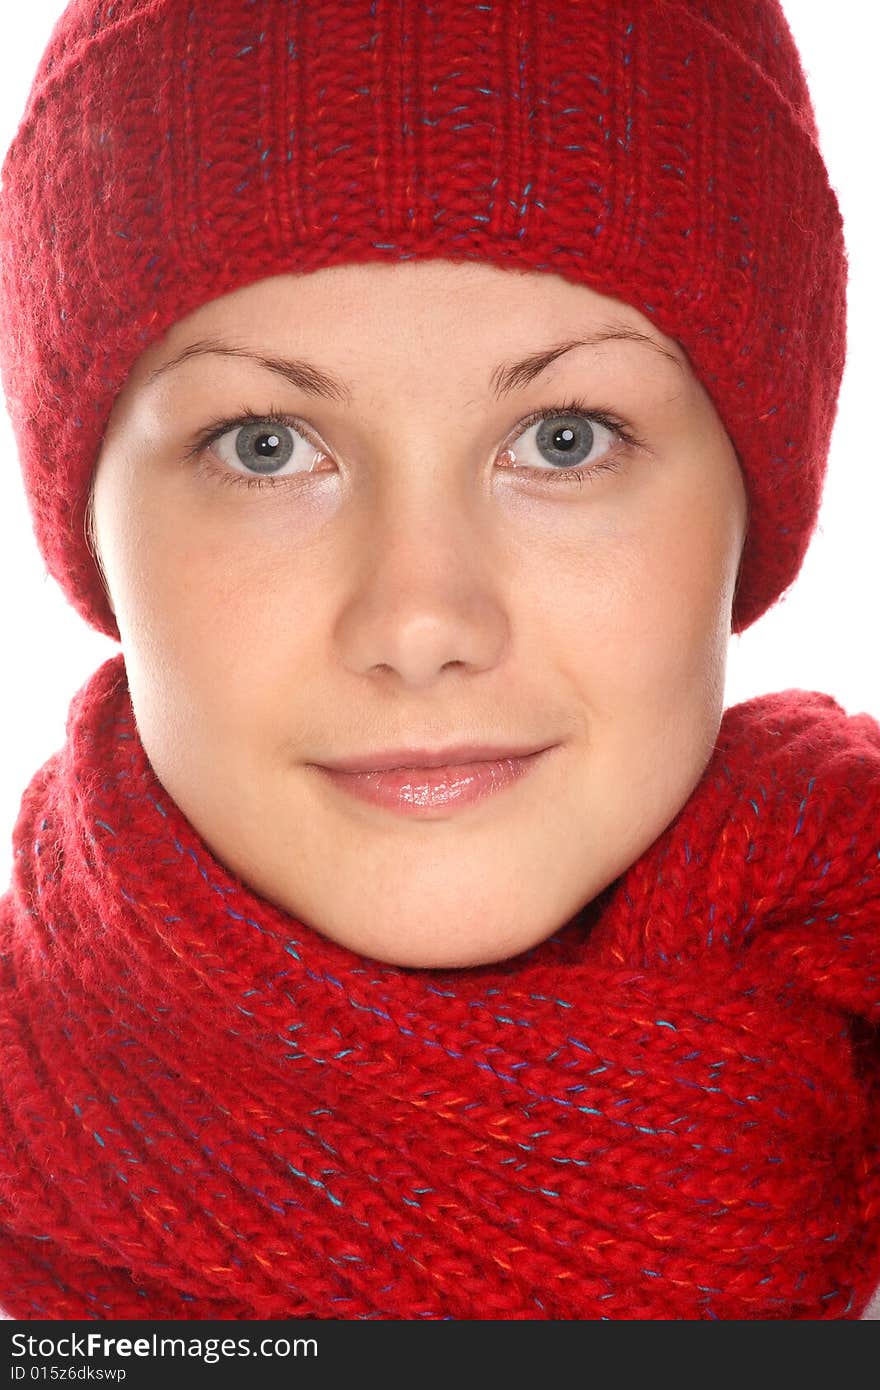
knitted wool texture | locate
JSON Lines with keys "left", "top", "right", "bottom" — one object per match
{"left": 0, "top": 0, "right": 847, "bottom": 640}
{"left": 0, "top": 655, "right": 879, "bottom": 1319}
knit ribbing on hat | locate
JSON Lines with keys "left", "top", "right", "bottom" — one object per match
{"left": 0, "top": 0, "right": 847, "bottom": 639}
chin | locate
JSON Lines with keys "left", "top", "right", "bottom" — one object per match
{"left": 350, "top": 924, "right": 554, "bottom": 971}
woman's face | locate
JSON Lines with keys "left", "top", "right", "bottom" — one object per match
{"left": 91, "top": 260, "right": 748, "bottom": 968}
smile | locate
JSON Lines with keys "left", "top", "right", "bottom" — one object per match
{"left": 312, "top": 748, "right": 556, "bottom": 817}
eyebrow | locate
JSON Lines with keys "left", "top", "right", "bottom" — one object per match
{"left": 145, "top": 325, "right": 684, "bottom": 403}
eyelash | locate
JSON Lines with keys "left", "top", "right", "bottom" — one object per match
{"left": 183, "top": 395, "right": 645, "bottom": 492}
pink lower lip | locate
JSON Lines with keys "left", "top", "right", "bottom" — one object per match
{"left": 314, "top": 749, "right": 555, "bottom": 816}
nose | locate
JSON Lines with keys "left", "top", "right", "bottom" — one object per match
{"left": 333, "top": 487, "right": 510, "bottom": 689}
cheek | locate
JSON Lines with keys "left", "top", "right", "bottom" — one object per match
{"left": 92, "top": 464, "right": 335, "bottom": 787}
{"left": 528, "top": 493, "right": 737, "bottom": 864}
{"left": 97, "top": 455, "right": 332, "bottom": 659}
{"left": 533, "top": 482, "right": 737, "bottom": 723}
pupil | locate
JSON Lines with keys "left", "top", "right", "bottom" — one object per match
{"left": 535, "top": 414, "right": 593, "bottom": 468}
{"left": 236, "top": 421, "right": 295, "bottom": 473}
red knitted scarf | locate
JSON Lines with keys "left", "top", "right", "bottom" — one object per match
{"left": 2, "top": 654, "right": 879, "bottom": 1320}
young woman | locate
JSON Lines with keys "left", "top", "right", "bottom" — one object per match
{"left": 0, "top": 0, "right": 878, "bottom": 1319}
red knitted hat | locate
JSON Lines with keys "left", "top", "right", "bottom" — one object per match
{"left": 0, "top": 0, "right": 847, "bottom": 641}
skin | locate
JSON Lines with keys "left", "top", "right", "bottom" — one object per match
{"left": 88, "top": 259, "right": 748, "bottom": 969}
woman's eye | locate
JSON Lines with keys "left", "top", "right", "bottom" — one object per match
{"left": 191, "top": 399, "right": 638, "bottom": 491}
{"left": 209, "top": 418, "right": 324, "bottom": 482}
{"left": 502, "top": 406, "right": 625, "bottom": 477}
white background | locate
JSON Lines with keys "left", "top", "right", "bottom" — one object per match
{"left": 0, "top": 1, "right": 878, "bottom": 887}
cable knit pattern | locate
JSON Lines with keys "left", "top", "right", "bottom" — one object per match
{"left": 0, "top": 0, "right": 847, "bottom": 640}
{"left": 0, "top": 655, "right": 878, "bottom": 1319}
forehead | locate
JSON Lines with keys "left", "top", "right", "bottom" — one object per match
{"left": 128, "top": 259, "right": 691, "bottom": 402}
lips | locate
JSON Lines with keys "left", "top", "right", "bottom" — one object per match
{"left": 312, "top": 746, "right": 557, "bottom": 816}
{"left": 316, "top": 743, "right": 554, "bottom": 774}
